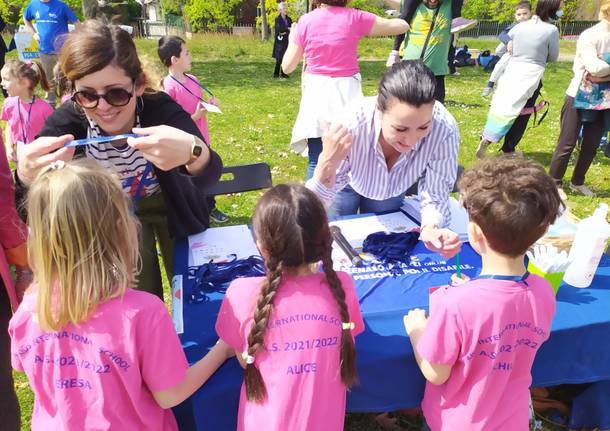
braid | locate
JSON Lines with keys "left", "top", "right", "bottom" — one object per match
{"left": 321, "top": 249, "right": 358, "bottom": 388}
{"left": 244, "top": 256, "right": 283, "bottom": 402}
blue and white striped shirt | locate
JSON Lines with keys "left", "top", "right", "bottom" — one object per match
{"left": 307, "top": 97, "right": 460, "bottom": 228}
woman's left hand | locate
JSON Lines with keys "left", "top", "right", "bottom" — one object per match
{"left": 128, "top": 125, "right": 196, "bottom": 171}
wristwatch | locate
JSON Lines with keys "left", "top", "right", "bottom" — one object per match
{"left": 186, "top": 135, "right": 204, "bottom": 166}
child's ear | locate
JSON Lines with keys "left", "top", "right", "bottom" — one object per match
{"left": 171, "top": 55, "right": 179, "bottom": 65}
{"left": 468, "top": 221, "right": 485, "bottom": 244}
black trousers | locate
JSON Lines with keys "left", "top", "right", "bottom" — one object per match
{"left": 0, "top": 281, "right": 20, "bottom": 431}
{"left": 434, "top": 75, "right": 446, "bottom": 104}
{"left": 501, "top": 82, "right": 542, "bottom": 153}
{"left": 549, "top": 95, "right": 604, "bottom": 186}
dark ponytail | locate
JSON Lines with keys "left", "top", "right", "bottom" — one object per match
{"left": 377, "top": 60, "right": 436, "bottom": 111}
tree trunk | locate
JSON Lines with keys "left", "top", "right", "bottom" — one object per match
{"left": 260, "top": 0, "right": 268, "bottom": 41}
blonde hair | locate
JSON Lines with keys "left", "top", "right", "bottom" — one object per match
{"left": 27, "top": 159, "right": 140, "bottom": 331}
{"left": 600, "top": 0, "right": 610, "bottom": 21}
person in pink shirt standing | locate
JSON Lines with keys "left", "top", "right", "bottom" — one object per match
{"left": 281, "top": 0, "right": 409, "bottom": 179}
{"left": 157, "top": 35, "right": 229, "bottom": 223}
{"left": 1, "top": 59, "right": 54, "bottom": 163}
{"left": 0, "top": 136, "right": 31, "bottom": 431}
{"left": 404, "top": 156, "right": 563, "bottom": 431}
{"left": 9, "top": 159, "right": 233, "bottom": 431}
{"left": 216, "top": 184, "right": 364, "bottom": 431}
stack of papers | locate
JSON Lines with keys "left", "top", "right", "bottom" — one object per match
{"left": 188, "top": 225, "right": 260, "bottom": 266}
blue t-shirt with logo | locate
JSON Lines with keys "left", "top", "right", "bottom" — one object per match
{"left": 24, "top": 0, "right": 78, "bottom": 54}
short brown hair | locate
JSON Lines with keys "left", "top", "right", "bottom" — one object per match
{"left": 516, "top": 1, "right": 532, "bottom": 11}
{"left": 535, "top": 0, "right": 561, "bottom": 22}
{"left": 458, "top": 156, "right": 563, "bottom": 257}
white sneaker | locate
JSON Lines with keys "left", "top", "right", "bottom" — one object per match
{"left": 557, "top": 187, "right": 567, "bottom": 201}
{"left": 476, "top": 140, "right": 490, "bottom": 159}
{"left": 450, "top": 71, "right": 460, "bottom": 76}
{"left": 481, "top": 86, "right": 493, "bottom": 97}
{"left": 569, "top": 183, "right": 595, "bottom": 197}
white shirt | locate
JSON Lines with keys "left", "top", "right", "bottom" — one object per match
{"left": 566, "top": 20, "right": 610, "bottom": 97}
{"left": 307, "top": 97, "right": 460, "bottom": 228}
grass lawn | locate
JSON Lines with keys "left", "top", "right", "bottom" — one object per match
{"left": 10, "top": 34, "right": 603, "bottom": 430}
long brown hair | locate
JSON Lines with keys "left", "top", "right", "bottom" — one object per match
{"left": 58, "top": 20, "right": 150, "bottom": 89}
{"left": 245, "top": 184, "right": 358, "bottom": 402}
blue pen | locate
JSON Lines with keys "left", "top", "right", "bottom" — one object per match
{"left": 65, "top": 133, "right": 140, "bottom": 147}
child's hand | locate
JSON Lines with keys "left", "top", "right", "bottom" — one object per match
{"left": 208, "top": 97, "right": 220, "bottom": 107}
{"left": 403, "top": 308, "right": 428, "bottom": 336}
{"left": 450, "top": 273, "right": 471, "bottom": 286}
{"left": 215, "top": 339, "right": 235, "bottom": 359}
{"left": 192, "top": 103, "right": 207, "bottom": 121}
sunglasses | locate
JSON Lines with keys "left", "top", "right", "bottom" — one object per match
{"left": 71, "top": 82, "right": 136, "bottom": 109}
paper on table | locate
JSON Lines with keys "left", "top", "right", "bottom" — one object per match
{"left": 329, "top": 212, "right": 419, "bottom": 268}
{"left": 401, "top": 197, "right": 469, "bottom": 241}
{"left": 188, "top": 225, "right": 259, "bottom": 267}
{"left": 201, "top": 101, "right": 222, "bottom": 114}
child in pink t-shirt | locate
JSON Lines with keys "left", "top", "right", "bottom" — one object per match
{"left": 281, "top": 0, "right": 408, "bottom": 179}
{"left": 404, "top": 157, "right": 563, "bottom": 431}
{"left": 215, "top": 184, "right": 364, "bottom": 431}
{"left": 9, "top": 160, "right": 233, "bottom": 431}
{"left": 157, "top": 35, "right": 229, "bottom": 223}
{"left": 0, "top": 59, "right": 54, "bottom": 162}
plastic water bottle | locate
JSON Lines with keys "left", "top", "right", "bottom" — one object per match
{"left": 563, "top": 203, "right": 610, "bottom": 288}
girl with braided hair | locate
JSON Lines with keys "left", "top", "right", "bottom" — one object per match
{"left": 215, "top": 183, "right": 363, "bottom": 431}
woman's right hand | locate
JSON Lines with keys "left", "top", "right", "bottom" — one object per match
{"left": 320, "top": 123, "right": 353, "bottom": 166}
{"left": 17, "top": 134, "right": 75, "bottom": 185}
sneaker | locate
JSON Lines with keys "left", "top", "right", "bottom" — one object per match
{"left": 481, "top": 86, "right": 493, "bottom": 97}
{"left": 449, "top": 71, "right": 460, "bottom": 76}
{"left": 280, "top": 73, "right": 290, "bottom": 79}
{"left": 569, "top": 183, "right": 595, "bottom": 197}
{"left": 210, "top": 208, "right": 229, "bottom": 223}
{"left": 475, "top": 139, "right": 490, "bottom": 159}
{"left": 557, "top": 187, "right": 567, "bottom": 201}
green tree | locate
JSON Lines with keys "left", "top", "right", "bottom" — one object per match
{"left": 462, "top": 0, "right": 597, "bottom": 22}
{"left": 161, "top": 0, "right": 187, "bottom": 16}
{"left": 0, "top": 0, "right": 83, "bottom": 25}
{"left": 184, "top": 0, "right": 241, "bottom": 32}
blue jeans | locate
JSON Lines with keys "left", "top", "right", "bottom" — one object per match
{"left": 329, "top": 184, "right": 405, "bottom": 217}
{"left": 306, "top": 137, "right": 323, "bottom": 180}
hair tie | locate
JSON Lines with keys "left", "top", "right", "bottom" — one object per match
{"left": 342, "top": 322, "right": 355, "bottom": 331}
{"left": 241, "top": 351, "right": 255, "bottom": 365}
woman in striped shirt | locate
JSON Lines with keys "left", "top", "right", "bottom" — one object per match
{"left": 307, "top": 60, "right": 461, "bottom": 258}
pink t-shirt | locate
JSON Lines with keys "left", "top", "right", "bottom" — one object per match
{"left": 294, "top": 7, "right": 376, "bottom": 77}
{"left": 418, "top": 274, "right": 556, "bottom": 431}
{"left": 0, "top": 96, "right": 54, "bottom": 144}
{"left": 216, "top": 271, "right": 364, "bottom": 431}
{"left": 162, "top": 73, "right": 210, "bottom": 144}
{"left": 9, "top": 288, "right": 189, "bottom": 431}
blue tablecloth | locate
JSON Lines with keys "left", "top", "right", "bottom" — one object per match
{"left": 172, "top": 234, "right": 610, "bottom": 431}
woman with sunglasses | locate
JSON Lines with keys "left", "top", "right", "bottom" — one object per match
{"left": 15, "top": 21, "right": 223, "bottom": 299}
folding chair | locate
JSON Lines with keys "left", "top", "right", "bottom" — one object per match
{"left": 205, "top": 163, "right": 273, "bottom": 196}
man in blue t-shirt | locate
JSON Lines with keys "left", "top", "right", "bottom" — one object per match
{"left": 24, "top": 0, "right": 79, "bottom": 105}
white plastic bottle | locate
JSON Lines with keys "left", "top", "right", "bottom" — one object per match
{"left": 563, "top": 203, "right": 610, "bottom": 288}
